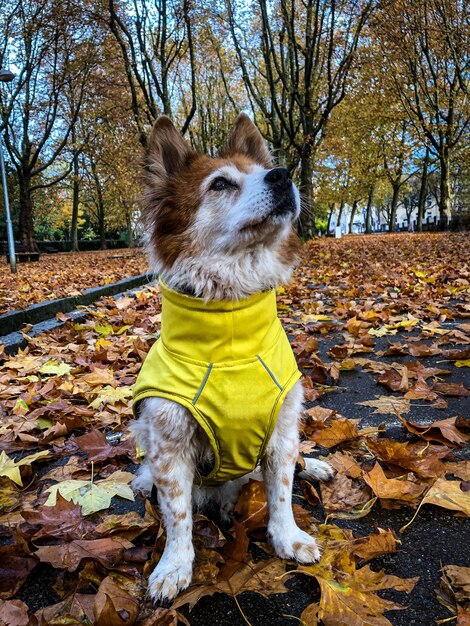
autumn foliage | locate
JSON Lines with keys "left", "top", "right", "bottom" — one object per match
{"left": 0, "top": 232, "right": 469, "bottom": 625}
{"left": 0, "top": 249, "right": 146, "bottom": 315}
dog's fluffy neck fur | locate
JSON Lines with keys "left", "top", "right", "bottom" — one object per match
{"left": 155, "top": 241, "right": 295, "bottom": 302}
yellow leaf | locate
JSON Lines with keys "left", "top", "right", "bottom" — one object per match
{"left": 0, "top": 452, "right": 22, "bottom": 486}
{"left": 368, "top": 326, "right": 397, "bottom": 337}
{"left": 95, "top": 337, "right": 113, "bottom": 350}
{"left": 303, "top": 313, "right": 333, "bottom": 322}
{"left": 44, "top": 470, "right": 135, "bottom": 516}
{"left": 0, "top": 450, "right": 50, "bottom": 486}
{"left": 39, "top": 360, "right": 72, "bottom": 376}
{"left": 89, "top": 385, "right": 133, "bottom": 409}
{"left": 401, "top": 479, "right": 470, "bottom": 532}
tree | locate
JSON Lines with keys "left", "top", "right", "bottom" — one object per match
{"left": 105, "top": 0, "right": 197, "bottom": 144}
{"left": 0, "top": 0, "right": 96, "bottom": 249}
{"left": 225, "top": 0, "right": 374, "bottom": 236}
{"left": 375, "top": 0, "right": 470, "bottom": 226}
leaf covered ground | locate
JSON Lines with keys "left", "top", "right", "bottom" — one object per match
{"left": 0, "top": 232, "right": 469, "bottom": 626}
{"left": 0, "top": 249, "right": 147, "bottom": 315}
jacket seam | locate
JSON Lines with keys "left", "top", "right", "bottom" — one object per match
{"left": 256, "top": 354, "right": 283, "bottom": 391}
{"left": 192, "top": 363, "right": 213, "bottom": 405}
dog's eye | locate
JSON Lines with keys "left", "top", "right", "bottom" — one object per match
{"left": 210, "top": 177, "right": 234, "bottom": 192}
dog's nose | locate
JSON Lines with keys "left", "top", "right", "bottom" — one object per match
{"left": 264, "top": 167, "right": 292, "bottom": 190}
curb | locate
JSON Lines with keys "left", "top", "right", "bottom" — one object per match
{"left": 0, "top": 273, "right": 151, "bottom": 336}
{"left": 0, "top": 278, "right": 156, "bottom": 355}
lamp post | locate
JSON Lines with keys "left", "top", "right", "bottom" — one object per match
{"left": 0, "top": 68, "right": 16, "bottom": 273}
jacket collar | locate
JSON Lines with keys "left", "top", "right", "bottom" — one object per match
{"left": 159, "top": 280, "right": 279, "bottom": 363}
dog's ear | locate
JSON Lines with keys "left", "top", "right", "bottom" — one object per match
{"left": 146, "top": 116, "right": 194, "bottom": 179}
{"left": 221, "top": 113, "right": 272, "bottom": 168}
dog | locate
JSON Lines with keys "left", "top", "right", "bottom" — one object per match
{"left": 132, "top": 114, "right": 333, "bottom": 603}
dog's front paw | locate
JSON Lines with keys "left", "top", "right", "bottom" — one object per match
{"left": 147, "top": 557, "right": 193, "bottom": 603}
{"left": 132, "top": 463, "right": 154, "bottom": 495}
{"left": 269, "top": 526, "right": 321, "bottom": 564}
{"left": 300, "top": 458, "right": 335, "bottom": 482}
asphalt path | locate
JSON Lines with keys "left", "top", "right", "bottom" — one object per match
{"left": 5, "top": 311, "right": 470, "bottom": 625}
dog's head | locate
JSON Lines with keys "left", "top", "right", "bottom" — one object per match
{"left": 142, "top": 114, "right": 300, "bottom": 297}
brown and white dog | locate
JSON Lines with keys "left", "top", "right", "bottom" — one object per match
{"left": 132, "top": 114, "right": 333, "bottom": 603}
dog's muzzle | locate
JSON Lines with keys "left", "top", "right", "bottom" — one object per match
{"left": 265, "top": 167, "right": 297, "bottom": 217}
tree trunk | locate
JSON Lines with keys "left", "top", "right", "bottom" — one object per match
{"left": 349, "top": 200, "right": 358, "bottom": 234}
{"left": 125, "top": 211, "right": 134, "bottom": 247}
{"left": 389, "top": 183, "right": 400, "bottom": 232}
{"left": 91, "top": 161, "right": 106, "bottom": 249}
{"left": 337, "top": 198, "right": 345, "bottom": 228}
{"left": 18, "top": 172, "right": 36, "bottom": 251}
{"left": 439, "top": 151, "right": 452, "bottom": 229}
{"left": 70, "top": 152, "right": 80, "bottom": 251}
{"left": 365, "top": 182, "right": 375, "bottom": 234}
{"left": 299, "top": 151, "right": 314, "bottom": 238}
{"left": 326, "top": 202, "right": 335, "bottom": 234}
{"left": 98, "top": 207, "right": 106, "bottom": 249}
{"left": 417, "top": 147, "right": 429, "bottom": 232}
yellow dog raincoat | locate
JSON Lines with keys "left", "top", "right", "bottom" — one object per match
{"left": 133, "top": 282, "right": 301, "bottom": 485}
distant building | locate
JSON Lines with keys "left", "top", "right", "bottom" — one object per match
{"left": 328, "top": 196, "right": 450, "bottom": 234}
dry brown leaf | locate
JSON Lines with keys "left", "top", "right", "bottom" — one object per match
{"left": 401, "top": 479, "right": 470, "bottom": 531}
{"left": 446, "top": 461, "right": 470, "bottom": 482}
{"left": 357, "top": 396, "right": 411, "bottom": 415}
{"left": 363, "top": 462, "right": 427, "bottom": 505}
{"left": 351, "top": 528, "right": 398, "bottom": 562}
{"left": 300, "top": 480, "right": 321, "bottom": 506}
{"left": 328, "top": 451, "right": 362, "bottom": 478}
{"left": 432, "top": 382, "right": 470, "bottom": 397}
{"left": 93, "top": 576, "right": 140, "bottom": 626}
{"left": 457, "top": 605, "right": 470, "bottom": 626}
{"left": 311, "top": 419, "right": 359, "bottom": 448}
{"left": 442, "top": 565, "right": 470, "bottom": 603}
{"left": 320, "top": 473, "right": 371, "bottom": 512}
{"left": 138, "top": 608, "right": 191, "bottom": 626}
{"left": 33, "top": 593, "right": 96, "bottom": 625}
{"left": 419, "top": 480, "right": 470, "bottom": 515}
{"left": 172, "top": 558, "right": 289, "bottom": 610}
{"left": 0, "top": 599, "right": 30, "bottom": 626}
{"left": 366, "top": 438, "right": 451, "bottom": 477}
{"left": 34, "top": 538, "right": 125, "bottom": 572}
{"left": 234, "top": 480, "right": 268, "bottom": 534}
{"left": 300, "top": 602, "right": 319, "bottom": 626}
{"left": 399, "top": 415, "right": 469, "bottom": 447}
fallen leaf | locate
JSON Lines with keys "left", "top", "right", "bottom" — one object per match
{"left": 401, "top": 479, "right": 470, "bottom": 531}
{"left": 320, "top": 473, "right": 371, "bottom": 512}
{"left": 432, "top": 382, "right": 470, "bottom": 397}
{"left": 93, "top": 576, "right": 140, "bottom": 626}
{"left": 328, "top": 451, "right": 362, "bottom": 479}
{"left": 234, "top": 480, "right": 268, "bottom": 534}
{"left": 34, "top": 538, "right": 125, "bottom": 572}
{"left": 357, "top": 396, "right": 410, "bottom": 416}
{"left": 311, "top": 419, "right": 359, "bottom": 448}
{"left": 399, "top": 416, "right": 469, "bottom": 447}
{"left": 0, "top": 599, "right": 30, "bottom": 626}
{"left": 73, "top": 430, "right": 135, "bottom": 462}
{"left": 0, "top": 450, "right": 51, "bottom": 486}
{"left": 363, "top": 463, "right": 427, "bottom": 505}
{"left": 445, "top": 461, "right": 470, "bottom": 482}
{"left": 0, "top": 544, "right": 37, "bottom": 599}
{"left": 351, "top": 528, "right": 398, "bottom": 562}
{"left": 44, "top": 470, "right": 135, "bottom": 515}
{"left": 20, "top": 494, "right": 94, "bottom": 540}
{"left": 367, "top": 438, "right": 451, "bottom": 478}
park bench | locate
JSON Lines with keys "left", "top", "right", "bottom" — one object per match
{"left": 42, "top": 244, "right": 60, "bottom": 254}
{"left": 2, "top": 243, "right": 40, "bottom": 263}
